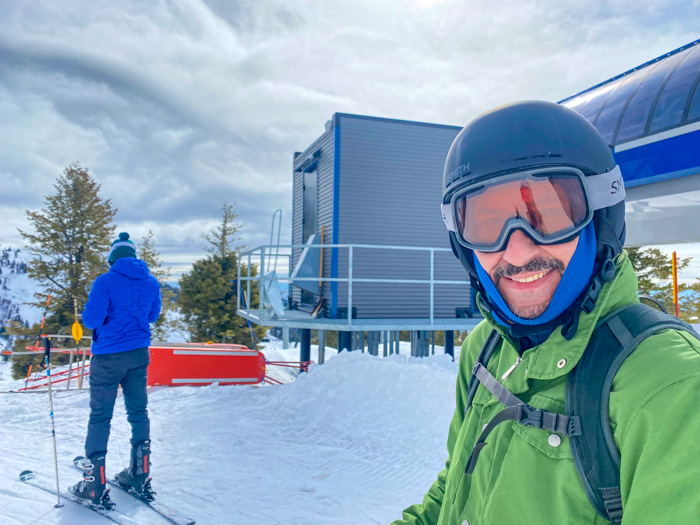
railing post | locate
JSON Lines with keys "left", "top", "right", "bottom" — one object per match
{"left": 247, "top": 251, "right": 252, "bottom": 317}
{"left": 259, "top": 246, "right": 265, "bottom": 318}
{"left": 237, "top": 254, "right": 241, "bottom": 313}
{"left": 65, "top": 347, "right": 74, "bottom": 390}
{"left": 78, "top": 345, "right": 87, "bottom": 389}
{"left": 348, "top": 245, "right": 353, "bottom": 329}
{"left": 430, "top": 249, "right": 435, "bottom": 325}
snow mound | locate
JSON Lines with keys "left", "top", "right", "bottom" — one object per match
{"left": 0, "top": 351, "right": 458, "bottom": 524}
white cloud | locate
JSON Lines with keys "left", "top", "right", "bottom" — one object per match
{"left": 1, "top": 0, "right": 699, "bottom": 276}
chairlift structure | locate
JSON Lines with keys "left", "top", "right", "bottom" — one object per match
{"left": 238, "top": 39, "right": 700, "bottom": 363}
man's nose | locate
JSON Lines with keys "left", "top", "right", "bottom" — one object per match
{"left": 502, "top": 229, "right": 539, "bottom": 268}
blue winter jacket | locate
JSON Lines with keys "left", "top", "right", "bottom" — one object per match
{"left": 82, "top": 258, "right": 161, "bottom": 355}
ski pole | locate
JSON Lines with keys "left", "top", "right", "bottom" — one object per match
{"left": 23, "top": 291, "right": 53, "bottom": 387}
{"left": 35, "top": 291, "right": 52, "bottom": 349}
{"left": 43, "top": 337, "right": 63, "bottom": 508}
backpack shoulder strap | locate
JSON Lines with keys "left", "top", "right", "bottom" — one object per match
{"left": 465, "top": 329, "right": 502, "bottom": 414}
{"left": 566, "top": 302, "right": 699, "bottom": 524}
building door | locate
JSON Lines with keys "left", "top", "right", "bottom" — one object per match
{"left": 301, "top": 170, "right": 318, "bottom": 305}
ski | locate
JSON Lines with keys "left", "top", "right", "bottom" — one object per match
{"left": 74, "top": 456, "right": 195, "bottom": 525}
{"left": 18, "top": 470, "right": 137, "bottom": 525}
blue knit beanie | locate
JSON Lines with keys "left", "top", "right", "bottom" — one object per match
{"left": 108, "top": 232, "right": 137, "bottom": 265}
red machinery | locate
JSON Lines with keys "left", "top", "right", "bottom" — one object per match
{"left": 148, "top": 342, "right": 266, "bottom": 386}
{"left": 16, "top": 340, "right": 310, "bottom": 390}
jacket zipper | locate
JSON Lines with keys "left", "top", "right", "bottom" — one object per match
{"left": 501, "top": 357, "right": 522, "bottom": 380}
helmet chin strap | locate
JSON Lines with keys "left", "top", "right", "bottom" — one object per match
{"left": 557, "top": 207, "right": 627, "bottom": 340}
{"left": 560, "top": 243, "right": 616, "bottom": 340}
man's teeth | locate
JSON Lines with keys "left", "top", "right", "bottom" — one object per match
{"left": 510, "top": 270, "right": 549, "bottom": 283}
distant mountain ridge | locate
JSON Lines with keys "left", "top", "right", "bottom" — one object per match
{"left": 0, "top": 247, "right": 42, "bottom": 350}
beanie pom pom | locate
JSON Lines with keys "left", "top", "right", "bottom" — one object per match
{"left": 119, "top": 232, "right": 130, "bottom": 241}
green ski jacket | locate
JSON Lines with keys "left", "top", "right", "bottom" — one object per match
{"left": 393, "top": 252, "right": 700, "bottom": 525}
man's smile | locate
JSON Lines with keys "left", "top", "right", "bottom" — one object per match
{"left": 506, "top": 268, "right": 554, "bottom": 284}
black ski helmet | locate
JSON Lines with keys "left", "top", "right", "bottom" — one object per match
{"left": 443, "top": 101, "right": 627, "bottom": 336}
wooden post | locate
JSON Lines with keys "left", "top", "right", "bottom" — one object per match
{"left": 672, "top": 251, "right": 680, "bottom": 318}
{"left": 24, "top": 364, "right": 33, "bottom": 389}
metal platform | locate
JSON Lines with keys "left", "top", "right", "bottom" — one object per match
{"left": 238, "top": 308, "right": 482, "bottom": 332}
{"left": 238, "top": 242, "right": 478, "bottom": 333}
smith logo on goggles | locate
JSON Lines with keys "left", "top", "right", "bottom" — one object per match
{"left": 441, "top": 166, "right": 625, "bottom": 252}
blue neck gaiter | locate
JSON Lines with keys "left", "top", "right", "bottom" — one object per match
{"left": 474, "top": 222, "right": 596, "bottom": 327}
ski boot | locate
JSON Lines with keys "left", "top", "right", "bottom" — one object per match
{"left": 70, "top": 452, "right": 115, "bottom": 510}
{"left": 115, "top": 439, "right": 155, "bottom": 501}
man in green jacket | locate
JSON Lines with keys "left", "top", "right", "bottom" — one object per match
{"left": 394, "top": 101, "right": 700, "bottom": 524}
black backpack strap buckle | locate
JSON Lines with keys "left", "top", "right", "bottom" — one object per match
{"left": 516, "top": 404, "right": 542, "bottom": 428}
{"left": 567, "top": 415, "right": 582, "bottom": 436}
{"left": 516, "top": 405, "right": 582, "bottom": 437}
{"left": 601, "top": 488, "right": 623, "bottom": 524}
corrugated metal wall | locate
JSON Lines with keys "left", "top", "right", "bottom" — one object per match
{"left": 291, "top": 126, "right": 335, "bottom": 312}
{"left": 335, "top": 115, "right": 471, "bottom": 319}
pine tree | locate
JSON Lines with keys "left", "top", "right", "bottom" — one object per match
{"left": 178, "top": 203, "right": 265, "bottom": 345}
{"left": 202, "top": 202, "right": 244, "bottom": 257}
{"left": 627, "top": 246, "right": 700, "bottom": 322}
{"left": 8, "top": 163, "right": 116, "bottom": 378}
{"left": 138, "top": 230, "right": 180, "bottom": 341}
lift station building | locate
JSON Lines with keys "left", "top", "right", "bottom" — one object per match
{"left": 238, "top": 38, "right": 700, "bottom": 359}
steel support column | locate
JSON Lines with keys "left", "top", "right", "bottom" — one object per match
{"left": 318, "top": 330, "right": 326, "bottom": 365}
{"left": 339, "top": 331, "right": 352, "bottom": 352}
{"left": 300, "top": 329, "right": 311, "bottom": 371}
{"left": 445, "top": 330, "right": 454, "bottom": 359}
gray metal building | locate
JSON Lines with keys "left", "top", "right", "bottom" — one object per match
{"left": 290, "top": 113, "right": 472, "bottom": 321}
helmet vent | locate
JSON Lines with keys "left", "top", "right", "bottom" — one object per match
{"left": 514, "top": 152, "right": 562, "bottom": 162}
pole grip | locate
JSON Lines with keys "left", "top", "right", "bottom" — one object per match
{"left": 44, "top": 338, "right": 51, "bottom": 362}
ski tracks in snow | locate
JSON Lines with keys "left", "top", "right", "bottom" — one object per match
{"left": 1, "top": 350, "right": 458, "bottom": 524}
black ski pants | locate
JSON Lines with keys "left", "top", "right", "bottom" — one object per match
{"left": 85, "top": 347, "right": 150, "bottom": 458}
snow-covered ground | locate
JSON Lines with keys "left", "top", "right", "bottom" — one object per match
{"left": 0, "top": 342, "right": 458, "bottom": 524}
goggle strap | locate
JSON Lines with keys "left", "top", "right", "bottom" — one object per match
{"left": 582, "top": 166, "right": 625, "bottom": 211}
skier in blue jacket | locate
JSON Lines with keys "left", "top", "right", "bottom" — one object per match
{"left": 71, "top": 232, "right": 161, "bottom": 509}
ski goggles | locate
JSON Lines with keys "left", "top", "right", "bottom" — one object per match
{"left": 441, "top": 166, "right": 625, "bottom": 252}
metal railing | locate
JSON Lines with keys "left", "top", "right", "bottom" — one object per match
{"left": 237, "top": 243, "right": 471, "bottom": 328}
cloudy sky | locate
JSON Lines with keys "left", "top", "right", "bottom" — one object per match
{"left": 1, "top": 0, "right": 699, "bottom": 280}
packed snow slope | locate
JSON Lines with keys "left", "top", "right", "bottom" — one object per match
{"left": 0, "top": 344, "right": 458, "bottom": 525}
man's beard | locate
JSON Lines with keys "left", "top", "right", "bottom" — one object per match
{"left": 491, "top": 256, "right": 566, "bottom": 319}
